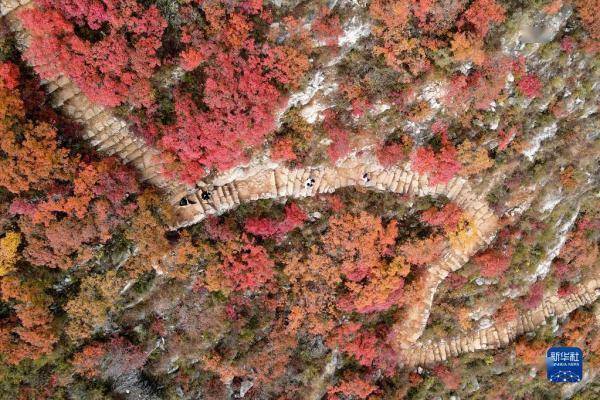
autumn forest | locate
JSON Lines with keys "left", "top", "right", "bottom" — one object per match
{"left": 0, "top": 0, "right": 599, "bottom": 399}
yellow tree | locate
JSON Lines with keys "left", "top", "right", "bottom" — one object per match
{"left": 0, "top": 231, "right": 20, "bottom": 276}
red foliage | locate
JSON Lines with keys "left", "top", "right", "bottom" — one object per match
{"left": 461, "top": 0, "right": 506, "bottom": 38}
{"left": 421, "top": 203, "right": 463, "bottom": 232}
{"left": 498, "top": 127, "right": 519, "bottom": 151}
{"left": 1, "top": 87, "right": 72, "bottom": 195}
{"left": 370, "top": 0, "right": 466, "bottom": 77}
{"left": 328, "top": 375, "right": 378, "bottom": 399}
{"left": 433, "top": 364, "right": 461, "bottom": 390}
{"left": 446, "top": 273, "right": 468, "bottom": 289}
{"left": 263, "top": 45, "right": 310, "bottom": 90}
{"left": 337, "top": 323, "right": 378, "bottom": 367}
{"left": 324, "top": 112, "right": 351, "bottom": 163}
{"left": 159, "top": 44, "right": 281, "bottom": 183}
{"left": 245, "top": 203, "right": 307, "bottom": 238}
{"left": 351, "top": 98, "right": 371, "bottom": 118}
{"left": 444, "top": 57, "right": 513, "bottom": 112}
{"left": 575, "top": 0, "right": 600, "bottom": 41}
{"left": 271, "top": 137, "right": 298, "bottom": 162}
{"left": 0, "top": 62, "right": 20, "bottom": 90}
{"left": 319, "top": 212, "right": 405, "bottom": 314}
{"left": 20, "top": 1, "right": 166, "bottom": 107}
{"left": 204, "top": 217, "right": 237, "bottom": 242}
{"left": 0, "top": 276, "right": 57, "bottom": 364}
{"left": 408, "top": 371, "right": 424, "bottom": 385}
{"left": 221, "top": 240, "right": 275, "bottom": 291}
{"left": 312, "top": 8, "right": 343, "bottom": 47}
{"left": 555, "top": 216, "right": 599, "bottom": 274}
{"left": 330, "top": 323, "right": 396, "bottom": 375}
{"left": 475, "top": 250, "right": 511, "bottom": 278}
{"left": 523, "top": 281, "right": 544, "bottom": 310}
{"left": 517, "top": 74, "right": 543, "bottom": 98}
{"left": 494, "top": 300, "right": 518, "bottom": 323}
{"left": 158, "top": 0, "right": 309, "bottom": 181}
{"left": 72, "top": 342, "right": 106, "bottom": 378}
{"left": 328, "top": 195, "right": 345, "bottom": 213}
{"left": 552, "top": 260, "right": 578, "bottom": 280}
{"left": 376, "top": 142, "right": 407, "bottom": 167}
{"left": 411, "top": 134, "right": 461, "bottom": 185}
{"left": 558, "top": 283, "right": 577, "bottom": 298}
{"left": 561, "top": 36, "right": 575, "bottom": 53}
{"left": 399, "top": 235, "right": 446, "bottom": 266}
{"left": 180, "top": 48, "right": 205, "bottom": 71}
{"left": 102, "top": 336, "right": 148, "bottom": 379}
{"left": 10, "top": 158, "right": 138, "bottom": 270}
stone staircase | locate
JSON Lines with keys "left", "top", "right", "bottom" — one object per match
{"left": 399, "top": 277, "right": 600, "bottom": 367}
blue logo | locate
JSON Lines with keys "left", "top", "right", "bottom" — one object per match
{"left": 546, "top": 347, "right": 583, "bottom": 383}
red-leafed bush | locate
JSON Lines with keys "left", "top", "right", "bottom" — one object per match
{"left": 444, "top": 57, "right": 514, "bottom": 112}
{"left": 447, "top": 273, "right": 468, "bottom": 289}
{"left": 323, "top": 112, "right": 351, "bottom": 163}
{"left": 399, "top": 235, "right": 446, "bottom": 266}
{"left": 312, "top": 8, "right": 343, "bottom": 47}
{"left": 159, "top": 44, "right": 281, "bottom": 183}
{"left": 475, "top": 250, "right": 511, "bottom": 278}
{"left": 561, "top": 36, "right": 575, "bottom": 53}
{"left": 517, "top": 74, "right": 543, "bottom": 98}
{"left": 0, "top": 276, "right": 57, "bottom": 364}
{"left": 72, "top": 342, "right": 107, "bottom": 378}
{"left": 220, "top": 240, "right": 275, "bottom": 291}
{"left": 433, "top": 364, "right": 461, "bottom": 390}
{"left": 558, "top": 283, "right": 577, "bottom": 298}
{"left": 421, "top": 203, "right": 463, "bottom": 232}
{"left": 376, "top": 142, "right": 407, "bottom": 167}
{"left": 102, "top": 336, "right": 148, "bottom": 379}
{"left": 553, "top": 260, "right": 578, "bottom": 280}
{"left": 204, "top": 217, "right": 237, "bottom": 242}
{"left": 180, "top": 48, "right": 204, "bottom": 71}
{"left": 336, "top": 323, "right": 378, "bottom": 367}
{"left": 329, "top": 322, "right": 396, "bottom": 375}
{"left": 575, "top": 0, "right": 600, "bottom": 41}
{"left": 523, "top": 281, "right": 544, "bottom": 310}
{"left": 157, "top": 0, "right": 309, "bottom": 182}
{"left": 461, "top": 0, "right": 506, "bottom": 38}
{"left": 20, "top": 0, "right": 166, "bottom": 108}
{"left": 0, "top": 62, "right": 19, "bottom": 90}
{"left": 328, "top": 375, "right": 378, "bottom": 399}
{"left": 245, "top": 203, "right": 307, "bottom": 238}
{"left": 411, "top": 134, "right": 461, "bottom": 185}
{"left": 322, "top": 212, "right": 406, "bottom": 314}
{"left": 498, "top": 127, "right": 519, "bottom": 151}
{"left": 10, "top": 158, "right": 138, "bottom": 270}
{"left": 271, "top": 137, "right": 298, "bottom": 162}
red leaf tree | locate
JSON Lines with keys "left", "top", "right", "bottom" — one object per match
{"left": 20, "top": 0, "right": 166, "bottom": 108}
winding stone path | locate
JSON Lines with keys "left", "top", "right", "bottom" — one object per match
{"left": 398, "top": 277, "right": 600, "bottom": 367}
{"left": 2, "top": 0, "right": 598, "bottom": 371}
{"left": 181, "top": 153, "right": 499, "bottom": 346}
